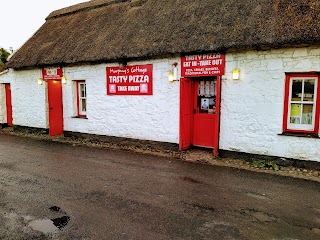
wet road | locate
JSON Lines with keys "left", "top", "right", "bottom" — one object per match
{"left": 1, "top": 134, "right": 320, "bottom": 240}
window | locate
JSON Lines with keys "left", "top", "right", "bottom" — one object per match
{"left": 283, "top": 73, "right": 320, "bottom": 134}
{"left": 196, "top": 78, "right": 217, "bottom": 114}
{"left": 76, "top": 81, "right": 86, "bottom": 117}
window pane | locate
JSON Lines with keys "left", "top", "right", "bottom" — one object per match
{"left": 197, "top": 80, "right": 216, "bottom": 114}
{"left": 291, "top": 79, "right": 302, "bottom": 101}
{"left": 303, "top": 79, "right": 315, "bottom": 102}
{"left": 301, "top": 104, "right": 313, "bottom": 125}
{"left": 80, "top": 84, "right": 86, "bottom": 98}
{"left": 290, "top": 103, "right": 301, "bottom": 124}
{"left": 81, "top": 99, "right": 86, "bottom": 112}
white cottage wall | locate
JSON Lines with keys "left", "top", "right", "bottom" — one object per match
{"left": 63, "top": 58, "right": 180, "bottom": 144}
{"left": 221, "top": 46, "right": 320, "bottom": 162}
{"left": 11, "top": 70, "right": 48, "bottom": 129}
{"left": 0, "top": 84, "right": 5, "bottom": 123}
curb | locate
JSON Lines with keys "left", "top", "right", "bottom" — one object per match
{"left": 1, "top": 128, "right": 320, "bottom": 183}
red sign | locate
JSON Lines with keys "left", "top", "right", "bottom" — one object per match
{"left": 181, "top": 53, "right": 225, "bottom": 77}
{"left": 42, "top": 67, "right": 63, "bottom": 80}
{"left": 107, "top": 64, "right": 153, "bottom": 95}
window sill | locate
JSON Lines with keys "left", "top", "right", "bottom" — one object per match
{"left": 71, "top": 116, "right": 88, "bottom": 119}
{"left": 279, "top": 132, "right": 319, "bottom": 138}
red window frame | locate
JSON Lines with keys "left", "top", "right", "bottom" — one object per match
{"left": 283, "top": 73, "right": 320, "bottom": 134}
{"left": 76, "top": 80, "right": 86, "bottom": 117}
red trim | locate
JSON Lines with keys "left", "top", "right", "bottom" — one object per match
{"left": 282, "top": 74, "right": 290, "bottom": 132}
{"left": 283, "top": 72, "right": 320, "bottom": 134}
{"left": 213, "top": 76, "right": 221, "bottom": 157}
{"left": 284, "top": 129, "right": 315, "bottom": 134}
{"left": 4, "top": 84, "right": 13, "bottom": 126}
{"left": 315, "top": 77, "right": 320, "bottom": 133}
{"left": 76, "top": 81, "right": 86, "bottom": 117}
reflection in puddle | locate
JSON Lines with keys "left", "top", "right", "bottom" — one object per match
{"left": 29, "top": 216, "right": 70, "bottom": 233}
{"left": 29, "top": 219, "right": 59, "bottom": 234}
{"left": 51, "top": 216, "right": 70, "bottom": 229}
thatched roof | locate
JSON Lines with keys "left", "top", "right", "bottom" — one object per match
{"left": 8, "top": 0, "right": 320, "bottom": 69}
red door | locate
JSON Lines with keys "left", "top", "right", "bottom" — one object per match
{"left": 4, "top": 84, "right": 13, "bottom": 126}
{"left": 47, "top": 80, "right": 64, "bottom": 136}
{"left": 179, "top": 78, "right": 193, "bottom": 150}
{"left": 192, "top": 77, "right": 217, "bottom": 148}
{"left": 179, "top": 76, "right": 221, "bottom": 156}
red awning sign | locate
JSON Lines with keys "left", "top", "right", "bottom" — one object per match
{"left": 181, "top": 53, "right": 225, "bottom": 77}
{"left": 42, "top": 67, "right": 63, "bottom": 80}
{"left": 107, "top": 64, "right": 153, "bottom": 95}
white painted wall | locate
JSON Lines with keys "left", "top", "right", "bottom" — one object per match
{"left": 63, "top": 58, "right": 180, "bottom": 144}
{"left": 11, "top": 69, "right": 48, "bottom": 128}
{"left": 220, "top": 46, "right": 320, "bottom": 161}
{"left": 0, "top": 84, "right": 5, "bottom": 123}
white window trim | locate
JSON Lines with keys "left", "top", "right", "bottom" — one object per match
{"left": 76, "top": 81, "right": 87, "bottom": 116}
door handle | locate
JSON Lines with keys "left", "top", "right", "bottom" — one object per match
{"left": 50, "top": 108, "right": 53, "bottom": 110}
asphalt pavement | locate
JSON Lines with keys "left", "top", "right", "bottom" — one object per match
{"left": 1, "top": 133, "right": 320, "bottom": 240}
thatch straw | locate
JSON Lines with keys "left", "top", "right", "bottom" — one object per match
{"left": 8, "top": 0, "right": 320, "bottom": 69}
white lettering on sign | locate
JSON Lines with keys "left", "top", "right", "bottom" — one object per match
{"left": 185, "top": 53, "right": 221, "bottom": 61}
{"left": 128, "top": 86, "right": 140, "bottom": 91}
{"left": 130, "top": 66, "right": 148, "bottom": 74}
{"left": 118, "top": 86, "right": 127, "bottom": 91}
{"left": 183, "top": 62, "right": 191, "bottom": 67}
{"left": 109, "top": 76, "right": 128, "bottom": 83}
{"left": 109, "top": 69, "right": 128, "bottom": 74}
{"left": 128, "top": 75, "right": 149, "bottom": 83}
{"left": 199, "top": 60, "right": 211, "bottom": 66}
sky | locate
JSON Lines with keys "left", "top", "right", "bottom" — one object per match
{"left": 1, "top": 0, "right": 89, "bottom": 51}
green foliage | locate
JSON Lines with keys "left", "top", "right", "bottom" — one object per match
{"left": 0, "top": 48, "right": 11, "bottom": 66}
{"left": 252, "top": 160, "right": 280, "bottom": 171}
{"left": 0, "top": 48, "right": 11, "bottom": 72}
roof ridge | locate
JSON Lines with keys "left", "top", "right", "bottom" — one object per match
{"left": 47, "top": 0, "right": 129, "bottom": 20}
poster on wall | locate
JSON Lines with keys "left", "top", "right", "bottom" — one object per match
{"left": 106, "top": 64, "right": 153, "bottom": 95}
{"left": 42, "top": 67, "right": 63, "bottom": 80}
{"left": 181, "top": 53, "right": 225, "bottom": 77}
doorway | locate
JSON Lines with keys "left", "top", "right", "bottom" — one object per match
{"left": 179, "top": 76, "right": 221, "bottom": 156}
{"left": 47, "top": 80, "right": 64, "bottom": 136}
{"left": 4, "top": 84, "right": 13, "bottom": 126}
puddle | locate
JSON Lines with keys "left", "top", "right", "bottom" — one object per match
{"left": 51, "top": 216, "right": 70, "bottom": 229}
{"left": 29, "top": 219, "right": 59, "bottom": 234}
{"left": 29, "top": 215, "right": 70, "bottom": 233}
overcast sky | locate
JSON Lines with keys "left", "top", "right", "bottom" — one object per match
{"left": 1, "top": 0, "right": 88, "bottom": 51}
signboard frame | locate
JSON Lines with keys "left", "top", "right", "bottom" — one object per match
{"left": 42, "top": 67, "right": 63, "bottom": 81}
{"left": 106, "top": 64, "right": 153, "bottom": 96}
{"left": 181, "top": 53, "right": 226, "bottom": 77}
